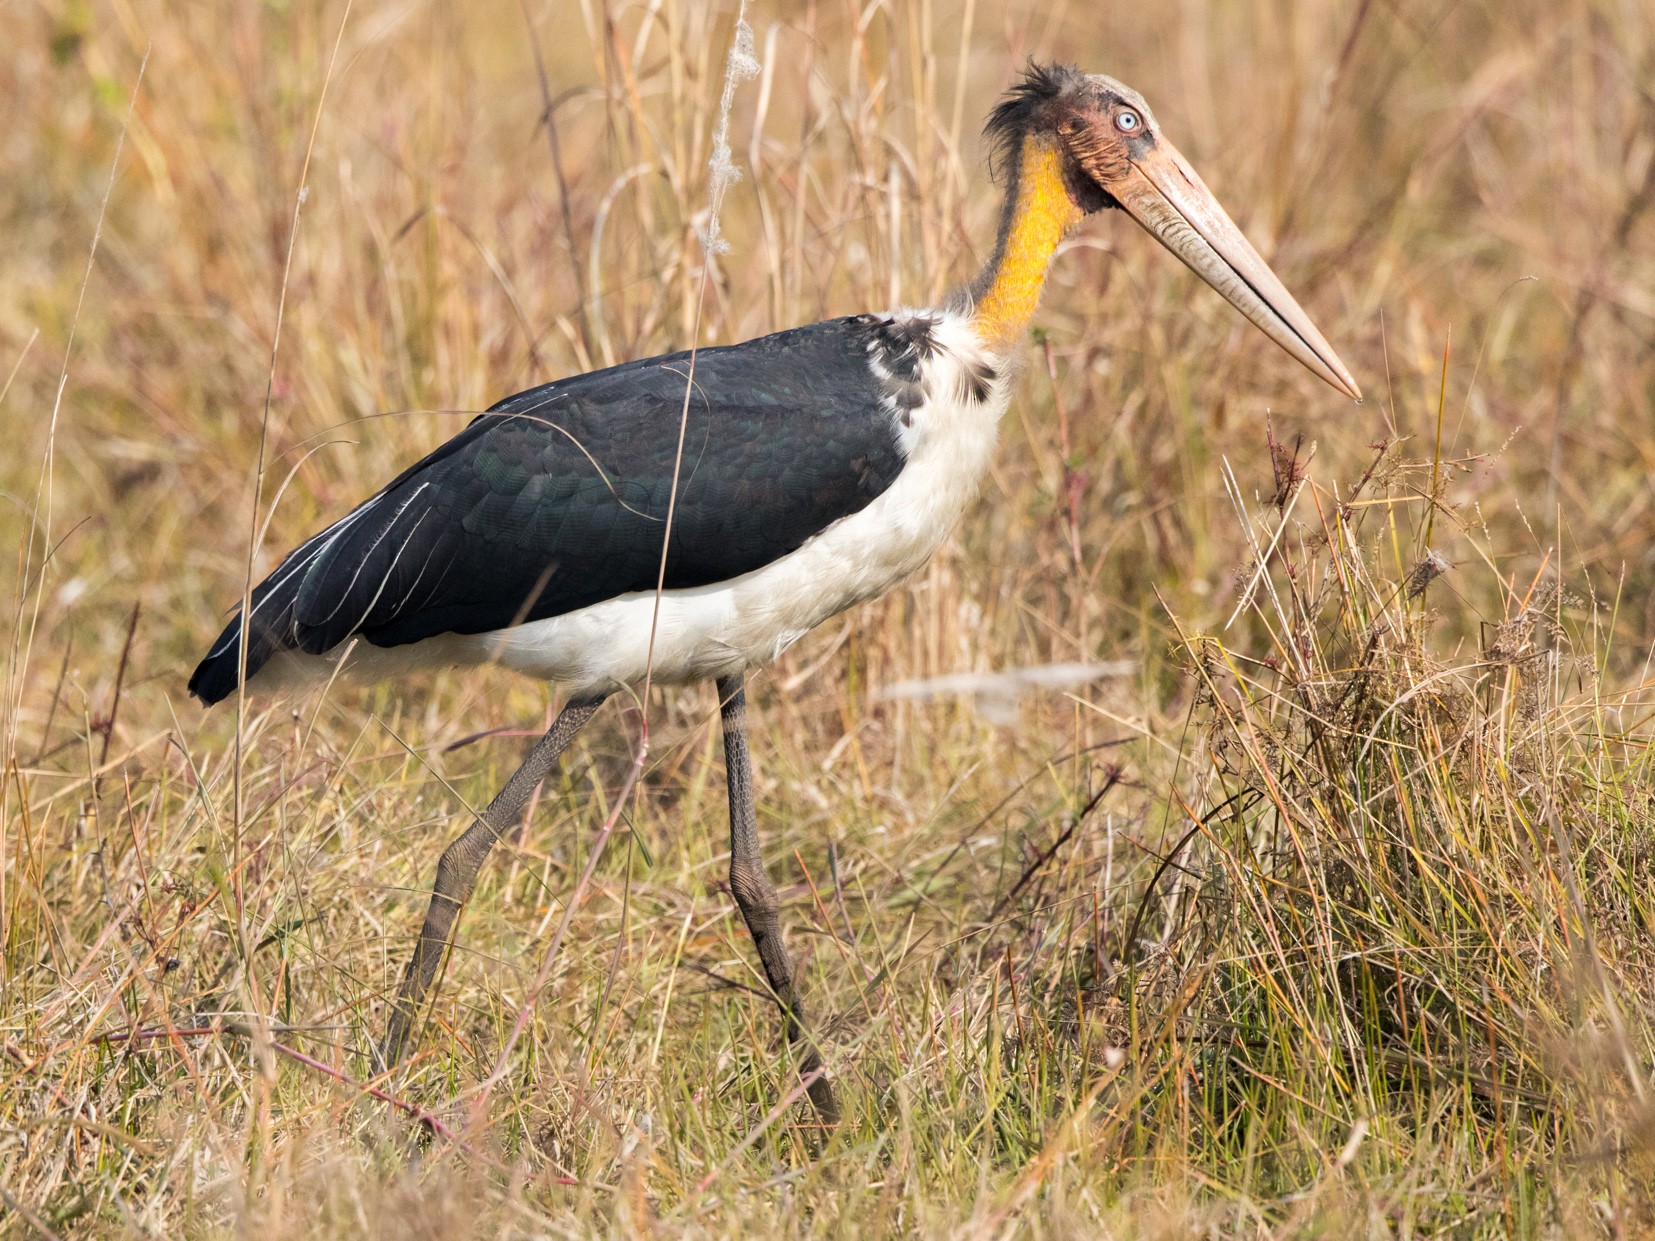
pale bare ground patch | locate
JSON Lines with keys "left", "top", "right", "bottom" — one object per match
{"left": 2, "top": 0, "right": 1654, "bottom": 1236}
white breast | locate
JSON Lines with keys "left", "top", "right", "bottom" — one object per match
{"left": 252, "top": 312, "right": 1013, "bottom": 700}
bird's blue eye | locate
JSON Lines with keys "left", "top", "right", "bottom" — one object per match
{"left": 1116, "top": 110, "right": 1140, "bottom": 133}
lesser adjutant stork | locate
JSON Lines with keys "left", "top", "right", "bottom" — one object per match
{"left": 191, "top": 65, "right": 1360, "bottom": 1122}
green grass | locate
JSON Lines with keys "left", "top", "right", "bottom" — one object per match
{"left": 3, "top": 0, "right": 1655, "bottom": 1236}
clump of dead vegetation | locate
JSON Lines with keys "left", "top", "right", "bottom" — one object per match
{"left": 982, "top": 429, "right": 1655, "bottom": 1233}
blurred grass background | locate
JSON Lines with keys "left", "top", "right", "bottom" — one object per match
{"left": 3, "top": 0, "right": 1655, "bottom": 1236}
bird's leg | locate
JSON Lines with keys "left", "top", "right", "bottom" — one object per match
{"left": 716, "top": 673, "right": 840, "bottom": 1125}
{"left": 378, "top": 694, "right": 607, "bottom": 1070}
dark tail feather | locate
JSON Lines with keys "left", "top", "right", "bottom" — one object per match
{"left": 188, "top": 546, "right": 318, "bottom": 705}
{"left": 189, "top": 615, "right": 258, "bottom": 705}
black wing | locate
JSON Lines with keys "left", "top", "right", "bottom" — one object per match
{"left": 189, "top": 316, "right": 909, "bottom": 704}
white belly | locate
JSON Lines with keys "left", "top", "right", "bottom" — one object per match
{"left": 252, "top": 313, "right": 1011, "bottom": 700}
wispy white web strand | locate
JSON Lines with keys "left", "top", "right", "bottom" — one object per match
{"left": 701, "top": 1, "right": 759, "bottom": 256}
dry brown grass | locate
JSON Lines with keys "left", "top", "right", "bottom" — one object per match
{"left": 4, "top": 0, "right": 1655, "bottom": 1236}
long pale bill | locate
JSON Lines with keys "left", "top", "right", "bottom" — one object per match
{"left": 1112, "top": 143, "right": 1362, "bottom": 402}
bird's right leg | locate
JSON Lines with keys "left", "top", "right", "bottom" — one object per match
{"left": 378, "top": 694, "right": 606, "bottom": 1069}
{"left": 716, "top": 674, "right": 840, "bottom": 1124}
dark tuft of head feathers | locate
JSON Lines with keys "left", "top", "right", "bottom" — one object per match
{"left": 983, "top": 62, "right": 1087, "bottom": 185}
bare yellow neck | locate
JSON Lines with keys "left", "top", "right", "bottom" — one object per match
{"left": 970, "top": 139, "right": 1082, "bottom": 349}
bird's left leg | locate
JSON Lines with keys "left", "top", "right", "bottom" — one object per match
{"left": 378, "top": 693, "right": 607, "bottom": 1070}
{"left": 716, "top": 673, "right": 841, "bottom": 1124}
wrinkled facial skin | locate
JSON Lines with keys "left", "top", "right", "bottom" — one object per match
{"left": 1054, "top": 78, "right": 1154, "bottom": 204}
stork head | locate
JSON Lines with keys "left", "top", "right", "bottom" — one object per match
{"left": 985, "top": 64, "right": 1361, "bottom": 401}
